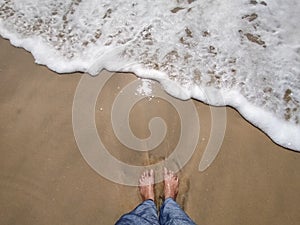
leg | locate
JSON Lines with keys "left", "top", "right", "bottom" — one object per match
{"left": 115, "top": 170, "right": 160, "bottom": 225}
{"left": 159, "top": 168, "right": 197, "bottom": 225}
{"left": 115, "top": 199, "right": 159, "bottom": 225}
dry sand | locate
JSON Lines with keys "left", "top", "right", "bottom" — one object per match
{"left": 0, "top": 37, "right": 300, "bottom": 225}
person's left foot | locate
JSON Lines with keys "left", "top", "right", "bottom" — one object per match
{"left": 139, "top": 169, "right": 155, "bottom": 201}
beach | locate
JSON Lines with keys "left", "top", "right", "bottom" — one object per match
{"left": 0, "top": 36, "right": 300, "bottom": 225}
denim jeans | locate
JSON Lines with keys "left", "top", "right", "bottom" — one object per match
{"left": 115, "top": 198, "right": 196, "bottom": 225}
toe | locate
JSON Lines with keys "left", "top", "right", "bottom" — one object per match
{"left": 164, "top": 167, "right": 168, "bottom": 176}
{"left": 149, "top": 169, "right": 154, "bottom": 179}
{"left": 150, "top": 169, "right": 154, "bottom": 175}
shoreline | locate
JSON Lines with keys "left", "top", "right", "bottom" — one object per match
{"left": 1, "top": 37, "right": 300, "bottom": 225}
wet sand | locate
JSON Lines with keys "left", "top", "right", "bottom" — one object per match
{"left": 0, "top": 37, "right": 300, "bottom": 225}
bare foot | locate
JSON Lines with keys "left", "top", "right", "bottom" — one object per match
{"left": 164, "top": 167, "right": 179, "bottom": 200}
{"left": 139, "top": 169, "right": 155, "bottom": 201}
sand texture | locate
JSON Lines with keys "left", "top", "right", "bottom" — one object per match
{"left": 0, "top": 37, "right": 300, "bottom": 225}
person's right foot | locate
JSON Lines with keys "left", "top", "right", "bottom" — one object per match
{"left": 163, "top": 167, "right": 179, "bottom": 200}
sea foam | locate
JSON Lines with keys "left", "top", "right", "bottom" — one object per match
{"left": 0, "top": 0, "right": 299, "bottom": 151}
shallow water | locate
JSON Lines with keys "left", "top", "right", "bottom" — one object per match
{"left": 0, "top": 0, "right": 299, "bottom": 150}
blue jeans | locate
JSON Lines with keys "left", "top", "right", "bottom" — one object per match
{"left": 115, "top": 198, "right": 196, "bottom": 225}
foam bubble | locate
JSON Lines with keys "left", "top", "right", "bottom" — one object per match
{"left": 0, "top": 0, "right": 299, "bottom": 150}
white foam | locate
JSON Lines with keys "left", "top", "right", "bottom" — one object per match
{"left": 0, "top": 0, "right": 299, "bottom": 151}
{"left": 136, "top": 79, "right": 153, "bottom": 97}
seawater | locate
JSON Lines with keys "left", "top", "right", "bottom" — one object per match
{"left": 0, "top": 0, "right": 299, "bottom": 151}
